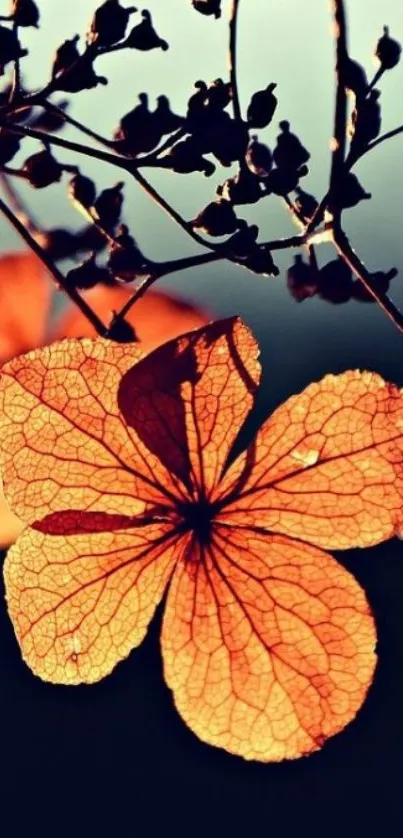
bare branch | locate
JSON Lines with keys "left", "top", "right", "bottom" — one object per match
{"left": 228, "top": 0, "right": 242, "bottom": 123}
{"left": 333, "top": 222, "right": 403, "bottom": 333}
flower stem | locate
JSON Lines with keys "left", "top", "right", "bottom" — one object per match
{"left": 329, "top": 0, "right": 348, "bottom": 197}
{"left": 229, "top": 0, "right": 242, "bottom": 122}
{"left": 43, "top": 100, "right": 115, "bottom": 148}
{"left": 333, "top": 222, "right": 403, "bottom": 332}
{"left": 2, "top": 118, "right": 129, "bottom": 171}
{"left": 130, "top": 167, "right": 218, "bottom": 251}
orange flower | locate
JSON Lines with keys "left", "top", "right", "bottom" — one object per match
{"left": 0, "top": 251, "right": 208, "bottom": 547}
{"left": 2, "top": 316, "right": 402, "bottom": 761}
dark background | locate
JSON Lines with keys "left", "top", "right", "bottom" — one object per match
{"left": 0, "top": 0, "right": 403, "bottom": 832}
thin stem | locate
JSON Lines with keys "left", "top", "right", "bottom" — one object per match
{"left": 333, "top": 222, "right": 403, "bottom": 332}
{"left": 0, "top": 195, "right": 107, "bottom": 336}
{"left": 305, "top": 0, "right": 349, "bottom": 235}
{"left": 308, "top": 244, "right": 319, "bottom": 277}
{"left": 10, "top": 22, "right": 21, "bottom": 104}
{"left": 43, "top": 100, "right": 115, "bottom": 148}
{"left": 329, "top": 0, "right": 348, "bottom": 195}
{"left": 0, "top": 171, "right": 41, "bottom": 231}
{"left": 348, "top": 123, "right": 403, "bottom": 165}
{"left": 130, "top": 168, "right": 218, "bottom": 251}
{"left": 2, "top": 118, "right": 129, "bottom": 170}
{"left": 139, "top": 127, "right": 187, "bottom": 164}
{"left": 112, "top": 229, "right": 317, "bottom": 324}
{"left": 114, "top": 273, "right": 158, "bottom": 321}
{"left": 229, "top": 0, "right": 242, "bottom": 122}
{"left": 367, "top": 67, "right": 384, "bottom": 91}
{"left": 1, "top": 166, "right": 27, "bottom": 178}
{"left": 3, "top": 117, "right": 217, "bottom": 252}
{"left": 46, "top": 98, "right": 187, "bottom": 167}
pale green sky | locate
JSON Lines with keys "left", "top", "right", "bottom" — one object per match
{"left": 0, "top": 0, "right": 402, "bottom": 398}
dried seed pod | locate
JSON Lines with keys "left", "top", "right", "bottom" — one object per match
{"left": 40, "top": 228, "right": 80, "bottom": 260}
{"left": 0, "top": 131, "right": 20, "bottom": 165}
{"left": 114, "top": 93, "right": 162, "bottom": 155}
{"left": 154, "top": 95, "right": 184, "bottom": 136}
{"left": 217, "top": 168, "right": 262, "bottom": 205}
{"left": 162, "top": 138, "right": 215, "bottom": 176}
{"left": 23, "top": 149, "right": 63, "bottom": 188}
{"left": 226, "top": 224, "right": 259, "bottom": 261}
{"left": 66, "top": 254, "right": 110, "bottom": 290}
{"left": 242, "top": 244, "right": 279, "bottom": 277}
{"left": 192, "top": 0, "right": 221, "bottom": 18}
{"left": 330, "top": 172, "right": 371, "bottom": 210}
{"left": 126, "top": 10, "right": 168, "bottom": 51}
{"left": 265, "top": 164, "right": 308, "bottom": 196}
{"left": 350, "top": 89, "right": 381, "bottom": 151}
{"left": 287, "top": 255, "right": 318, "bottom": 302}
{"left": 186, "top": 80, "right": 208, "bottom": 129}
{"left": 52, "top": 38, "right": 107, "bottom": 93}
{"left": 344, "top": 58, "right": 368, "bottom": 99}
{"left": 247, "top": 83, "right": 277, "bottom": 128}
{"left": 192, "top": 199, "right": 239, "bottom": 236}
{"left": 52, "top": 35, "right": 81, "bottom": 79}
{"left": 69, "top": 173, "right": 97, "bottom": 209}
{"left": 107, "top": 225, "right": 149, "bottom": 281}
{"left": 318, "top": 258, "right": 353, "bottom": 304}
{"left": 273, "top": 120, "right": 310, "bottom": 171}
{"left": 88, "top": 0, "right": 137, "bottom": 47}
{"left": 206, "top": 78, "right": 232, "bottom": 111}
{"left": 11, "top": 0, "right": 40, "bottom": 27}
{"left": 95, "top": 185, "right": 124, "bottom": 229}
{"left": 106, "top": 314, "right": 137, "bottom": 343}
{"left": 294, "top": 187, "right": 318, "bottom": 223}
{"left": 195, "top": 111, "right": 248, "bottom": 166}
{"left": 245, "top": 136, "right": 273, "bottom": 177}
{"left": 77, "top": 224, "right": 107, "bottom": 254}
{"left": 55, "top": 56, "right": 107, "bottom": 93}
{"left": 375, "top": 26, "right": 401, "bottom": 71}
{"left": 93, "top": 182, "right": 124, "bottom": 227}
{"left": 0, "top": 25, "right": 27, "bottom": 74}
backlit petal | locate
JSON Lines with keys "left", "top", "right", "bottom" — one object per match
{"left": 118, "top": 317, "right": 260, "bottom": 494}
{"left": 217, "top": 370, "right": 403, "bottom": 549}
{"left": 0, "top": 338, "right": 183, "bottom": 526}
{"left": 162, "top": 525, "right": 376, "bottom": 762}
{"left": 5, "top": 517, "right": 184, "bottom": 683}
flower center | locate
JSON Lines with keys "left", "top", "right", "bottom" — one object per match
{"left": 178, "top": 498, "right": 216, "bottom": 546}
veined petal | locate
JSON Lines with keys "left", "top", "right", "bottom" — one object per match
{"left": 216, "top": 370, "right": 403, "bottom": 549}
{"left": 161, "top": 525, "right": 376, "bottom": 762}
{"left": 4, "top": 517, "right": 186, "bottom": 684}
{"left": 118, "top": 317, "right": 260, "bottom": 495}
{"left": 0, "top": 338, "right": 185, "bottom": 526}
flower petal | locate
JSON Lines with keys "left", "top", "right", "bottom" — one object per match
{"left": 118, "top": 317, "right": 260, "bottom": 494}
{"left": 0, "top": 338, "right": 184, "bottom": 525}
{"left": 162, "top": 525, "right": 376, "bottom": 762}
{"left": 4, "top": 518, "right": 184, "bottom": 684}
{"left": 51, "top": 287, "right": 209, "bottom": 353}
{"left": 217, "top": 370, "right": 403, "bottom": 549}
{"left": 0, "top": 252, "right": 51, "bottom": 364}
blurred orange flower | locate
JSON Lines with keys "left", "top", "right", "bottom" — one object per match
{"left": 1, "top": 316, "right": 401, "bottom": 760}
{"left": 0, "top": 250, "right": 208, "bottom": 547}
